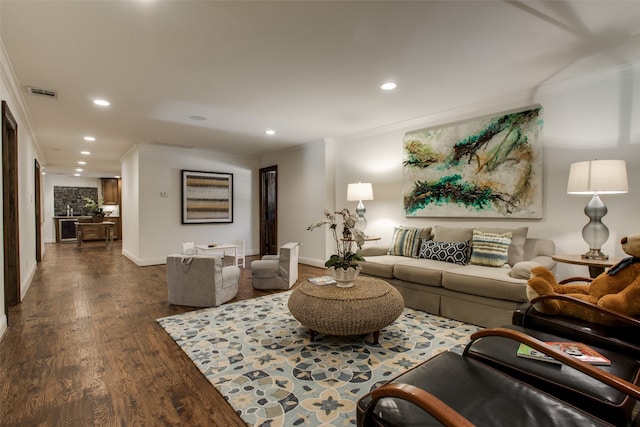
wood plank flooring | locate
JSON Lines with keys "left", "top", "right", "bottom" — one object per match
{"left": 0, "top": 241, "right": 325, "bottom": 426}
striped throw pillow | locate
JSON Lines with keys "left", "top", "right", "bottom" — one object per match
{"left": 470, "top": 230, "right": 512, "bottom": 267}
{"left": 388, "top": 227, "right": 421, "bottom": 257}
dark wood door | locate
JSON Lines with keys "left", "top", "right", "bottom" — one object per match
{"left": 259, "top": 166, "right": 277, "bottom": 257}
{"left": 35, "top": 159, "right": 42, "bottom": 262}
{"left": 3, "top": 101, "right": 20, "bottom": 314}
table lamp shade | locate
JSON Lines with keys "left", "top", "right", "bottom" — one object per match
{"left": 567, "top": 160, "right": 628, "bottom": 194}
{"left": 347, "top": 182, "right": 374, "bottom": 202}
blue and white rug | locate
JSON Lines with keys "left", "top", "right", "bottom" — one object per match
{"left": 157, "top": 291, "right": 480, "bottom": 426}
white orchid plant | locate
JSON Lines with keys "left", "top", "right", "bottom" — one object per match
{"left": 307, "top": 208, "right": 366, "bottom": 270}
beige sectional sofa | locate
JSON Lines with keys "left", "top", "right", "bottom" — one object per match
{"left": 357, "top": 225, "right": 556, "bottom": 328}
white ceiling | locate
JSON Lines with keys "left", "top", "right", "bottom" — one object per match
{"left": 1, "top": 0, "right": 639, "bottom": 177}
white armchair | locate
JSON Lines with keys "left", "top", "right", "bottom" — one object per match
{"left": 250, "top": 242, "right": 300, "bottom": 290}
{"left": 166, "top": 254, "right": 240, "bottom": 307}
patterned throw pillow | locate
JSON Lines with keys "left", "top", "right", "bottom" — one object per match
{"left": 470, "top": 230, "right": 513, "bottom": 267}
{"left": 388, "top": 227, "right": 421, "bottom": 257}
{"left": 418, "top": 239, "right": 470, "bottom": 265}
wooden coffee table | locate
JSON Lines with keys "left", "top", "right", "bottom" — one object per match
{"left": 287, "top": 276, "right": 404, "bottom": 344}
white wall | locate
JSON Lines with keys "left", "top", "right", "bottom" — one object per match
{"left": 42, "top": 175, "right": 101, "bottom": 243}
{"left": 122, "top": 143, "right": 259, "bottom": 266}
{"left": 0, "top": 38, "right": 44, "bottom": 339}
{"left": 260, "top": 139, "right": 334, "bottom": 266}
{"left": 121, "top": 145, "right": 140, "bottom": 263}
{"left": 326, "top": 64, "right": 639, "bottom": 280}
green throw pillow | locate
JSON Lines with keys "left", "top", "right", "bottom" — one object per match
{"left": 470, "top": 230, "right": 512, "bottom": 267}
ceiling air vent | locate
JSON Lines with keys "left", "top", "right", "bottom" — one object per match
{"left": 26, "top": 86, "right": 58, "bottom": 99}
{"left": 150, "top": 141, "right": 194, "bottom": 149}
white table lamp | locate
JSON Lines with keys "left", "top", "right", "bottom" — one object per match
{"left": 567, "top": 159, "right": 628, "bottom": 260}
{"left": 347, "top": 182, "right": 374, "bottom": 233}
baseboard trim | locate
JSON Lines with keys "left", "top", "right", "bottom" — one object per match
{"left": 298, "top": 257, "right": 325, "bottom": 268}
{"left": 122, "top": 249, "right": 166, "bottom": 266}
{"left": 0, "top": 314, "right": 7, "bottom": 342}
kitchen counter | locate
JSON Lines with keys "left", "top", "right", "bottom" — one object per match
{"left": 53, "top": 215, "right": 119, "bottom": 218}
{"left": 53, "top": 216, "right": 121, "bottom": 242}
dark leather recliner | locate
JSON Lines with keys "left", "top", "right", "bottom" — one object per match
{"left": 464, "top": 324, "right": 640, "bottom": 426}
{"left": 357, "top": 328, "right": 640, "bottom": 427}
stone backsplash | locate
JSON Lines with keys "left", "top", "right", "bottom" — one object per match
{"left": 54, "top": 186, "right": 99, "bottom": 216}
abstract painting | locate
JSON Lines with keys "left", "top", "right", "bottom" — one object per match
{"left": 403, "top": 106, "right": 543, "bottom": 218}
{"left": 182, "top": 170, "right": 233, "bottom": 224}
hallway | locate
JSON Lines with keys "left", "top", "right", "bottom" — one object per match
{"left": 0, "top": 242, "right": 321, "bottom": 426}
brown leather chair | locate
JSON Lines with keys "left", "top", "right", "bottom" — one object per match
{"left": 357, "top": 328, "right": 640, "bottom": 427}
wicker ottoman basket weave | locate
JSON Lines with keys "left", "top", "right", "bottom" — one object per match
{"left": 287, "top": 276, "right": 404, "bottom": 344}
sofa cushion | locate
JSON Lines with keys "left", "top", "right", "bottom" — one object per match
{"left": 470, "top": 230, "right": 512, "bottom": 267}
{"left": 432, "top": 225, "right": 473, "bottom": 243}
{"left": 393, "top": 257, "right": 462, "bottom": 287}
{"left": 509, "top": 261, "right": 541, "bottom": 279}
{"left": 388, "top": 227, "right": 422, "bottom": 257}
{"left": 476, "top": 226, "right": 529, "bottom": 266}
{"left": 358, "top": 255, "right": 406, "bottom": 279}
{"left": 418, "top": 239, "right": 470, "bottom": 265}
{"left": 442, "top": 265, "right": 527, "bottom": 302}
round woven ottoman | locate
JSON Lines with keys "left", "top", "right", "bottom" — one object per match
{"left": 288, "top": 276, "right": 404, "bottom": 344}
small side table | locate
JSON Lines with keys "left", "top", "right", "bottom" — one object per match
{"left": 552, "top": 254, "right": 621, "bottom": 278}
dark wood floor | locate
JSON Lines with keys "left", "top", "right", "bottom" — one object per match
{"left": 0, "top": 241, "right": 325, "bottom": 426}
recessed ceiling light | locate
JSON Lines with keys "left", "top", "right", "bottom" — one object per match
{"left": 81, "top": 151, "right": 91, "bottom": 155}
{"left": 265, "top": 129, "right": 276, "bottom": 135}
{"left": 77, "top": 161, "right": 87, "bottom": 165}
{"left": 93, "top": 99, "right": 110, "bottom": 107}
{"left": 74, "top": 173, "right": 81, "bottom": 177}
{"left": 380, "top": 82, "right": 397, "bottom": 91}
{"left": 75, "top": 168, "right": 83, "bottom": 172}
{"left": 84, "top": 136, "right": 95, "bottom": 141}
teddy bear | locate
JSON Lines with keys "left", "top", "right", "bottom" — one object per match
{"left": 526, "top": 233, "right": 640, "bottom": 324}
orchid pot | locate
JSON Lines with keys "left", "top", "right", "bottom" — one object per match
{"left": 329, "top": 265, "right": 362, "bottom": 288}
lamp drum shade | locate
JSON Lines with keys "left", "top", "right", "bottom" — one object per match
{"left": 567, "top": 160, "right": 628, "bottom": 195}
{"left": 347, "top": 182, "right": 374, "bottom": 201}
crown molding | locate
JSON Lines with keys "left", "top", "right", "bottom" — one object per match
{"left": 336, "top": 61, "right": 639, "bottom": 143}
{"left": 0, "top": 38, "right": 44, "bottom": 160}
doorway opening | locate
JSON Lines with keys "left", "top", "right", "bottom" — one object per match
{"left": 259, "top": 166, "right": 277, "bottom": 257}
{"left": 35, "top": 159, "right": 42, "bottom": 263}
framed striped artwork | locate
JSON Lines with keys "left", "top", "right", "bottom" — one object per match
{"left": 181, "top": 170, "right": 233, "bottom": 224}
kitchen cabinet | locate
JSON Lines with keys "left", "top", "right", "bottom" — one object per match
{"left": 102, "top": 178, "right": 120, "bottom": 205}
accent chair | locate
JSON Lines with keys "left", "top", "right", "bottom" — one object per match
{"left": 166, "top": 254, "right": 240, "bottom": 307}
{"left": 250, "top": 242, "right": 300, "bottom": 290}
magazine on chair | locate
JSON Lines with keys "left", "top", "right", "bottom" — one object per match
{"left": 516, "top": 341, "right": 611, "bottom": 365}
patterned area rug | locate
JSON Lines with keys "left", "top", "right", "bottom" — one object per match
{"left": 157, "top": 291, "right": 480, "bottom": 426}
